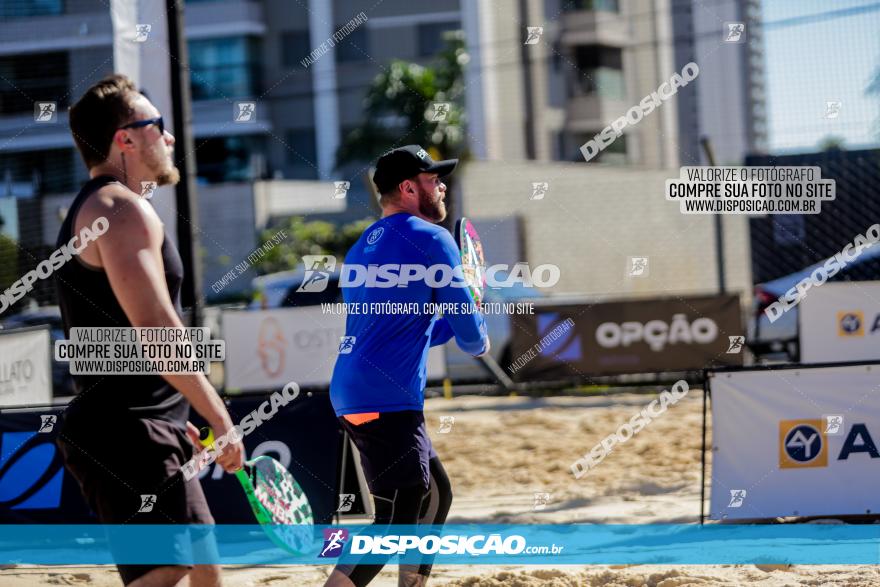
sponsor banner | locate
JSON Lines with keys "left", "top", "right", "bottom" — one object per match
{"left": 0, "top": 327, "right": 51, "bottom": 407}
{"left": 800, "top": 281, "right": 880, "bottom": 363}
{"left": 3, "top": 524, "right": 880, "bottom": 564}
{"left": 709, "top": 363, "right": 880, "bottom": 520}
{"left": 0, "top": 408, "right": 92, "bottom": 523}
{"left": 222, "top": 308, "right": 445, "bottom": 391}
{"left": 508, "top": 295, "right": 742, "bottom": 380}
{"left": 0, "top": 393, "right": 342, "bottom": 524}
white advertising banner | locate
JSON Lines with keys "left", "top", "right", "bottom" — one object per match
{"left": 710, "top": 364, "right": 880, "bottom": 520}
{"left": 222, "top": 308, "right": 446, "bottom": 391}
{"left": 0, "top": 327, "right": 52, "bottom": 407}
{"left": 800, "top": 281, "right": 880, "bottom": 363}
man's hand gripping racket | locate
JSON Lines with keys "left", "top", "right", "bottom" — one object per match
{"left": 194, "top": 426, "right": 315, "bottom": 554}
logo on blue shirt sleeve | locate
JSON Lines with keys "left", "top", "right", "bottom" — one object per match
{"left": 338, "top": 336, "right": 357, "bottom": 354}
{"left": 366, "top": 227, "right": 384, "bottom": 245}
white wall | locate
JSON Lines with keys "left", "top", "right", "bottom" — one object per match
{"left": 460, "top": 160, "right": 753, "bottom": 299}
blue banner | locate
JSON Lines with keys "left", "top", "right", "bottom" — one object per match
{"left": 0, "top": 392, "right": 344, "bottom": 525}
{"left": 1, "top": 524, "right": 879, "bottom": 565}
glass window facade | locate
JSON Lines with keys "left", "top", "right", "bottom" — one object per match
{"left": 0, "top": 0, "right": 63, "bottom": 18}
{"left": 571, "top": 45, "right": 625, "bottom": 100}
{"left": 417, "top": 22, "right": 460, "bottom": 57}
{"left": 561, "top": 0, "right": 619, "bottom": 12}
{"left": 189, "top": 37, "right": 260, "bottom": 101}
{"left": 335, "top": 26, "right": 368, "bottom": 63}
{"left": 281, "top": 30, "right": 311, "bottom": 69}
{"left": 0, "top": 149, "right": 76, "bottom": 196}
{"left": 285, "top": 129, "right": 318, "bottom": 179}
{"left": 195, "top": 135, "right": 266, "bottom": 184}
{"left": 0, "top": 51, "right": 68, "bottom": 115}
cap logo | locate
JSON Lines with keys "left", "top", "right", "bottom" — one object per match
{"left": 416, "top": 148, "right": 428, "bottom": 160}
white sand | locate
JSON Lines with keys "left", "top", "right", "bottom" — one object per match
{"left": 3, "top": 391, "right": 876, "bottom": 586}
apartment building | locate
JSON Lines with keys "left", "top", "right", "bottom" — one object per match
{"left": 0, "top": 0, "right": 463, "bottom": 301}
{"left": 0, "top": 0, "right": 763, "bottom": 303}
{"left": 463, "top": 0, "right": 766, "bottom": 166}
{"left": 0, "top": 0, "right": 462, "bottom": 202}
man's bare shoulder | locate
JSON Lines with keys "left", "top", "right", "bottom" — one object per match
{"left": 76, "top": 182, "right": 158, "bottom": 233}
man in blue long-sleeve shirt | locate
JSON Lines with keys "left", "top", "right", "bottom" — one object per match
{"left": 326, "top": 145, "right": 489, "bottom": 587}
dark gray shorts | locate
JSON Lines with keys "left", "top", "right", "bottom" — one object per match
{"left": 339, "top": 410, "right": 437, "bottom": 493}
{"left": 57, "top": 416, "right": 215, "bottom": 585}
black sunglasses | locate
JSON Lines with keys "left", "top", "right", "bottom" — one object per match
{"left": 119, "top": 116, "right": 164, "bottom": 135}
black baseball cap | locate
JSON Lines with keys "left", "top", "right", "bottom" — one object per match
{"left": 372, "top": 145, "right": 458, "bottom": 194}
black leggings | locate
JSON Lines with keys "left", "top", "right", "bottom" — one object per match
{"left": 339, "top": 456, "right": 452, "bottom": 587}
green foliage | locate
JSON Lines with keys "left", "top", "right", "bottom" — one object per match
{"left": 0, "top": 234, "right": 17, "bottom": 293}
{"left": 336, "top": 31, "right": 469, "bottom": 166}
{"left": 818, "top": 135, "right": 846, "bottom": 151}
{"left": 252, "top": 217, "right": 375, "bottom": 275}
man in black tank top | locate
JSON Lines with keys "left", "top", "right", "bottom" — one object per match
{"left": 56, "top": 74, "right": 243, "bottom": 586}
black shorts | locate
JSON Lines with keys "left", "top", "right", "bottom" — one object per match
{"left": 339, "top": 410, "right": 437, "bottom": 494}
{"left": 57, "top": 415, "right": 215, "bottom": 585}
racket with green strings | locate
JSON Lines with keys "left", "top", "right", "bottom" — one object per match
{"left": 453, "top": 218, "right": 517, "bottom": 391}
{"left": 235, "top": 457, "right": 315, "bottom": 554}
{"left": 199, "top": 430, "right": 314, "bottom": 554}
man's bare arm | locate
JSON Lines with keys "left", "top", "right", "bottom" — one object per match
{"left": 85, "top": 188, "right": 242, "bottom": 470}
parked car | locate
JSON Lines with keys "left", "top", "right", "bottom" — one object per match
{"left": 748, "top": 245, "right": 880, "bottom": 360}
{"left": 0, "top": 305, "right": 77, "bottom": 397}
{"left": 249, "top": 269, "right": 343, "bottom": 310}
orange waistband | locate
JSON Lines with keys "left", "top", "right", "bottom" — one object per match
{"left": 343, "top": 412, "right": 380, "bottom": 425}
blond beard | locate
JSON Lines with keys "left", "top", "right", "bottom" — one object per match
{"left": 144, "top": 146, "right": 181, "bottom": 186}
{"left": 156, "top": 166, "right": 181, "bottom": 186}
{"left": 418, "top": 187, "right": 446, "bottom": 223}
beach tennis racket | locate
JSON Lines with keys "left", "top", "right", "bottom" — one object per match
{"left": 454, "top": 217, "right": 487, "bottom": 308}
{"left": 453, "top": 218, "right": 518, "bottom": 391}
{"left": 235, "top": 456, "right": 315, "bottom": 554}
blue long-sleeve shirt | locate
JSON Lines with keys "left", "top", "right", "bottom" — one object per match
{"left": 329, "top": 213, "right": 488, "bottom": 416}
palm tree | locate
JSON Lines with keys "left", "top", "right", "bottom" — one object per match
{"left": 336, "top": 32, "right": 470, "bottom": 227}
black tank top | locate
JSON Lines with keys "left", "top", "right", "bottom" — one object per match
{"left": 55, "top": 175, "right": 189, "bottom": 429}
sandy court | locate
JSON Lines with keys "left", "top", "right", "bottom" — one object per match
{"left": 3, "top": 389, "right": 878, "bottom": 586}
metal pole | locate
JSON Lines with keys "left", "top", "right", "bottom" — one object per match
{"left": 700, "top": 372, "right": 709, "bottom": 525}
{"left": 165, "top": 0, "right": 203, "bottom": 327}
{"left": 700, "top": 137, "right": 726, "bottom": 294}
{"left": 336, "top": 431, "right": 349, "bottom": 524}
{"left": 518, "top": 0, "right": 536, "bottom": 160}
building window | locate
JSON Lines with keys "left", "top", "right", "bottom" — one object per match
{"left": 285, "top": 129, "right": 318, "bottom": 179}
{"left": 281, "top": 30, "right": 312, "bottom": 69}
{"left": 570, "top": 133, "right": 626, "bottom": 163}
{"left": 335, "top": 27, "right": 369, "bottom": 63}
{"left": 195, "top": 136, "right": 266, "bottom": 184}
{"left": 0, "top": 52, "right": 68, "bottom": 115}
{"left": 0, "top": 0, "right": 63, "bottom": 18}
{"left": 189, "top": 37, "right": 260, "bottom": 101}
{"left": 562, "top": 0, "right": 619, "bottom": 12}
{"left": 0, "top": 149, "right": 76, "bottom": 197}
{"left": 417, "top": 22, "right": 460, "bottom": 57}
{"left": 571, "top": 45, "right": 624, "bottom": 100}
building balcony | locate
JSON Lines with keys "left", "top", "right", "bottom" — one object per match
{"left": 0, "top": 12, "right": 112, "bottom": 56}
{"left": 563, "top": 65, "right": 627, "bottom": 131}
{"left": 185, "top": 0, "right": 266, "bottom": 40}
{"left": 564, "top": 92, "right": 630, "bottom": 133}
{"left": 559, "top": 8, "right": 628, "bottom": 48}
{"left": 0, "top": 0, "right": 265, "bottom": 57}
